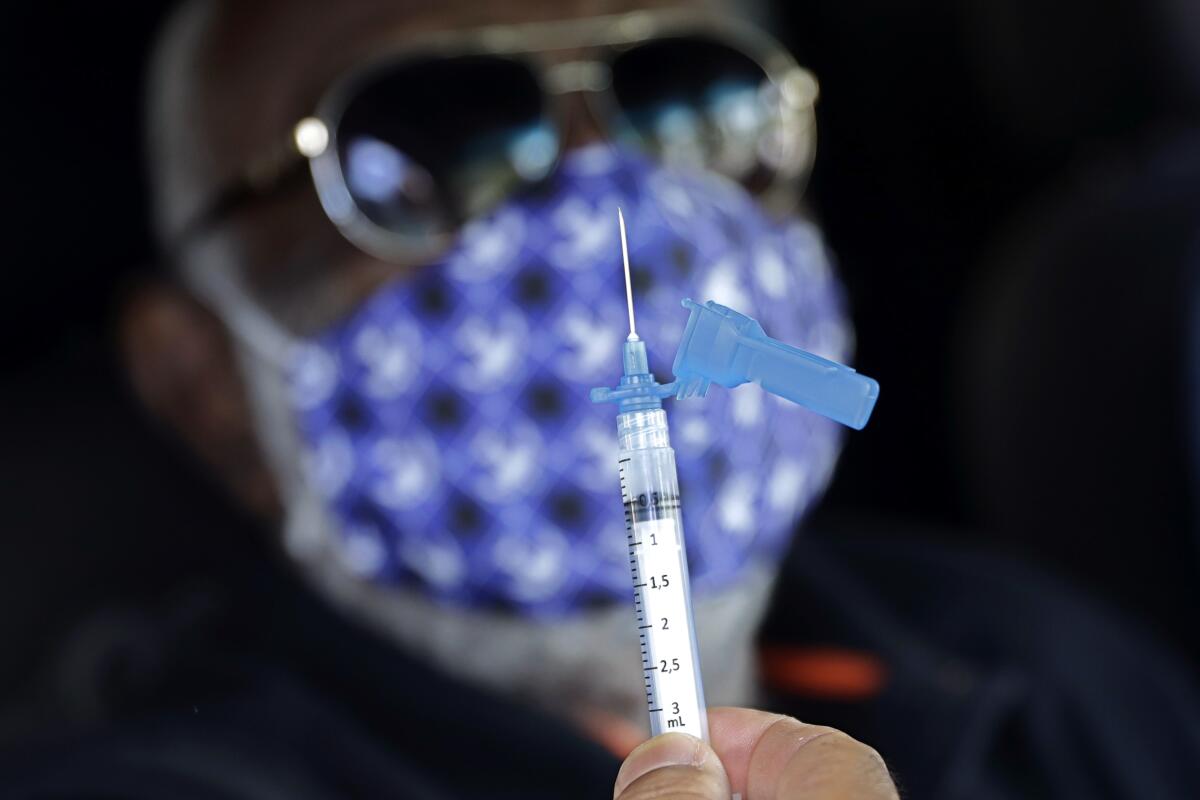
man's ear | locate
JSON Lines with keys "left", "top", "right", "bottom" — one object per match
{"left": 118, "top": 279, "right": 280, "bottom": 519}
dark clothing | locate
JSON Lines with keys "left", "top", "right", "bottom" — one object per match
{"left": 3, "top": 530, "right": 1199, "bottom": 799}
{"left": 765, "top": 532, "right": 1200, "bottom": 799}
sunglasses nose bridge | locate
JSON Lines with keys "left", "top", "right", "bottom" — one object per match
{"left": 543, "top": 59, "right": 612, "bottom": 95}
{"left": 544, "top": 60, "right": 616, "bottom": 151}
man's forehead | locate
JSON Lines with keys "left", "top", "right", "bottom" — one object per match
{"left": 199, "top": 0, "right": 693, "bottom": 158}
{"left": 208, "top": 0, "right": 676, "bottom": 102}
{"left": 153, "top": 0, "right": 699, "bottom": 235}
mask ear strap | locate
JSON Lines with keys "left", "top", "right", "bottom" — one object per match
{"left": 178, "top": 255, "right": 300, "bottom": 371}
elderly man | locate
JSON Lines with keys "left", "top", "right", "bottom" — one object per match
{"left": 121, "top": 0, "right": 895, "bottom": 796}
{"left": 1, "top": 1, "right": 1197, "bottom": 798}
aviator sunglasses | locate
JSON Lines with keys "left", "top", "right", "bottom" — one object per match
{"left": 173, "top": 10, "right": 819, "bottom": 264}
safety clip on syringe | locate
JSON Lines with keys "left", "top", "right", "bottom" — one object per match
{"left": 590, "top": 210, "right": 880, "bottom": 743}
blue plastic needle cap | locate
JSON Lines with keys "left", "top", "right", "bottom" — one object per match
{"left": 672, "top": 299, "right": 879, "bottom": 429}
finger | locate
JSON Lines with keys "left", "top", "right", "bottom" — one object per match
{"left": 708, "top": 707, "right": 898, "bottom": 800}
{"left": 613, "top": 732, "right": 731, "bottom": 800}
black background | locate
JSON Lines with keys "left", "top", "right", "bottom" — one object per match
{"left": 2, "top": 0, "right": 1198, "bottom": 719}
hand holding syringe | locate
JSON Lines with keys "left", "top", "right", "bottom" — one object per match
{"left": 591, "top": 210, "right": 880, "bottom": 743}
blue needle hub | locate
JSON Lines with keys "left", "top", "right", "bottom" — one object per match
{"left": 588, "top": 337, "right": 678, "bottom": 414}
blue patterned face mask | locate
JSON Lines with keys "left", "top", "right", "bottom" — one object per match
{"left": 284, "top": 146, "right": 850, "bottom": 617}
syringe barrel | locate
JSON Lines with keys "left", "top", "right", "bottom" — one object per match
{"left": 617, "top": 408, "right": 709, "bottom": 742}
{"left": 617, "top": 408, "right": 671, "bottom": 450}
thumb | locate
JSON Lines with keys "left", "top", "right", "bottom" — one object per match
{"left": 613, "top": 732, "right": 731, "bottom": 800}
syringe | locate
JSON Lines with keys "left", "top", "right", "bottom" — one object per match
{"left": 592, "top": 209, "right": 709, "bottom": 741}
{"left": 591, "top": 210, "right": 880, "bottom": 744}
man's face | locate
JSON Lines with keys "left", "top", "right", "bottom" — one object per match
{"left": 129, "top": 0, "right": 837, "bottom": 750}
{"left": 134, "top": 0, "right": 694, "bottom": 516}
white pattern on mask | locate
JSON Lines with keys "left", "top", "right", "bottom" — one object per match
{"left": 353, "top": 317, "right": 422, "bottom": 398}
{"left": 448, "top": 208, "right": 526, "bottom": 282}
{"left": 291, "top": 342, "right": 340, "bottom": 410}
{"left": 553, "top": 303, "right": 623, "bottom": 382}
{"left": 369, "top": 434, "right": 441, "bottom": 510}
{"left": 468, "top": 419, "right": 543, "bottom": 503}
{"left": 452, "top": 310, "right": 528, "bottom": 392}
{"left": 548, "top": 195, "right": 618, "bottom": 271}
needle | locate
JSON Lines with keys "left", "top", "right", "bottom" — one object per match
{"left": 618, "top": 207, "right": 638, "bottom": 342}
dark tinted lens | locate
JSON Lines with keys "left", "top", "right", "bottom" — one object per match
{"left": 611, "top": 38, "right": 775, "bottom": 186}
{"left": 335, "top": 55, "right": 558, "bottom": 237}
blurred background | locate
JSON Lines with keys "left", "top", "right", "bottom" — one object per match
{"left": 2, "top": 0, "right": 1197, "bottom": 741}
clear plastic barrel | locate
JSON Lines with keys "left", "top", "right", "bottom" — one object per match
{"left": 617, "top": 408, "right": 709, "bottom": 742}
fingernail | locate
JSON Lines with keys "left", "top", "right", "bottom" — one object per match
{"left": 613, "top": 733, "right": 705, "bottom": 797}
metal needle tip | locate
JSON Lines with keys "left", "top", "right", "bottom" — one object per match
{"left": 618, "top": 207, "right": 638, "bottom": 341}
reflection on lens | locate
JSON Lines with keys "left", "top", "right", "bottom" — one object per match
{"left": 346, "top": 136, "right": 435, "bottom": 206}
{"left": 452, "top": 119, "right": 558, "bottom": 214}
{"left": 654, "top": 104, "right": 705, "bottom": 168}
{"left": 707, "top": 82, "right": 763, "bottom": 177}
{"left": 335, "top": 55, "right": 557, "bottom": 244}
{"left": 509, "top": 126, "right": 558, "bottom": 181}
{"left": 712, "top": 83, "right": 761, "bottom": 135}
{"left": 612, "top": 37, "right": 779, "bottom": 191}
{"left": 340, "top": 133, "right": 444, "bottom": 238}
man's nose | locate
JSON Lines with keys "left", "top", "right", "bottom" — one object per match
{"left": 559, "top": 90, "right": 609, "bottom": 150}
